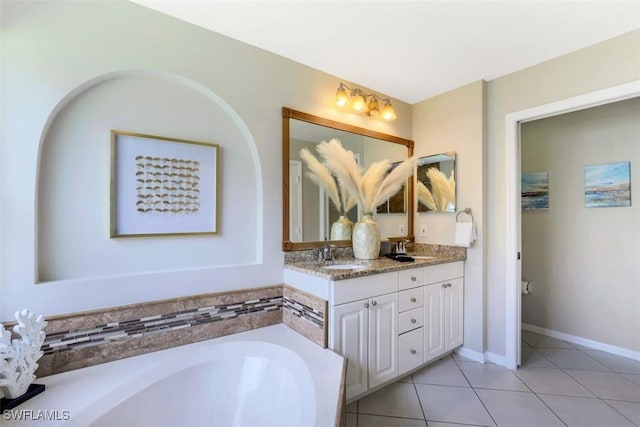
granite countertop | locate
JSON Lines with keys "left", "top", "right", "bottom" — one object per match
{"left": 284, "top": 245, "right": 466, "bottom": 281}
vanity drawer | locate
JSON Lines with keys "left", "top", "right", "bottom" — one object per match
{"left": 399, "top": 268, "right": 423, "bottom": 290}
{"left": 399, "top": 307, "right": 424, "bottom": 334}
{"left": 331, "top": 271, "right": 398, "bottom": 305}
{"left": 399, "top": 327, "right": 424, "bottom": 375}
{"left": 423, "top": 261, "right": 464, "bottom": 285}
{"left": 399, "top": 287, "right": 424, "bottom": 312}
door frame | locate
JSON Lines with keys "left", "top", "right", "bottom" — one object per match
{"left": 504, "top": 80, "right": 640, "bottom": 370}
{"left": 289, "top": 159, "right": 303, "bottom": 242}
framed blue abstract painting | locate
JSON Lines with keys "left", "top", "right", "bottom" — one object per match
{"left": 584, "top": 161, "right": 631, "bottom": 208}
{"left": 521, "top": 172, "right": 549, "bottom": 210}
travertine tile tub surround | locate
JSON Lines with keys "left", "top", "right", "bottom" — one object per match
{"left": 283, "top": 286, "right": 328, "bottom": 348}
{"left": 1, "top": 285, "right": 328, "bottom": 377}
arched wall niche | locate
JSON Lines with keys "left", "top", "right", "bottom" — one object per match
{"left": 36, "top": 69, "right": 263, "bottom": 282}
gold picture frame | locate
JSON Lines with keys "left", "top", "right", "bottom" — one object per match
{"left": 110, "top": 130, "right": 219, "bottom": 237}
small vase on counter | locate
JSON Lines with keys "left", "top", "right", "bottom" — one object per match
{"left": 330, "top": 215, "right": 353, "bottom": 240}
{"left": 352, "top": 213, "right": 380, "bottom": 260}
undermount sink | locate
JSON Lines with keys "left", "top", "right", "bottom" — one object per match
{"left": 321, "top": 264, "right": 367, "bottom": 270}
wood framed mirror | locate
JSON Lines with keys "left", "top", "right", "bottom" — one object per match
{"left": 283, "top": 107, "right": 414, "bottom": 251}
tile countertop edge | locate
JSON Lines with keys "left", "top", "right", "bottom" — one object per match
{"left": 284, "top": 254, "right": 466, "bottom": 281}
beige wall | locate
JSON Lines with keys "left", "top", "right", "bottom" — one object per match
{"left": 3, "top": 0, "right": 639, "bottom": 361}
{"left": 0, "top": 1, "right": 412, "bottom": 319}
{"left": 485, "top": 30, "right": 640, "bottom": 356}
{"left": 412, "top": 81, "right": 486, "bottom": 355}
{"left": 521, "top": 98, "right": 640, "bottom": 352}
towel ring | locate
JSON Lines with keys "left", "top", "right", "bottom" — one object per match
{"left": 456, "top": 208, "right": 474, "bottom": 223}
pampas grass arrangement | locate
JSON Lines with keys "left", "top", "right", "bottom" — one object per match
{"left": 419, "top": 167, "right": 455, "bottom": 212}
{"left": 299, "top": 147, "right": 356, "bottom": 215}
{"left": 316, "top": 138, "right": 416, "bottom": 215}
{"left": 312, "top": 138, "right": 416, "bottom": 259}
{"left": 417, "top": 181, "right": 437, "bottom": 211}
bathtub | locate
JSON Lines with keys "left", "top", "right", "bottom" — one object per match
{"left": 3, "top": 324, "right": 345, "bottom": 427}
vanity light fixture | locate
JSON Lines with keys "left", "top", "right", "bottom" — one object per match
{"left": 334, "top": 83, "right": 397, "bottom": 121}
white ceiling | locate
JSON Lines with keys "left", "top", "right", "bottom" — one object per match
{"left": 131, "top": 1, "right": 640, "bottom": 104}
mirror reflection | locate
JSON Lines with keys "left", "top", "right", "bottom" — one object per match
{"left": 417, "top": 152, "right": 457, "bottom": 213}
{"left": 290, "top": 121, "right": 407, "bottom": 241}
{"left": 283, "top": 108, "right": 414, "bottom": 251}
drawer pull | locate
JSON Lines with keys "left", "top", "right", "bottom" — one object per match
{"left": 411, "top": 318, "right": 417, "bottom": 324}
{"left": 442, "top": 282, "right": 452, "bottom": 288}
{"left": 410, "top": 297, "right": 417, "bottom": 303}
{"left": 411, "top": 276, "right": 417, "bottom": 282}
{"left": 364, "top": 302, "right": 369, "bottom": 309}
{"left": 371, "top": 300, "right": 377, "bottom": 306}
{"left": 410, "top": 349, "right": 417, "bottom": 355}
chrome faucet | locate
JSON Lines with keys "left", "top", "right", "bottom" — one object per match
{"left": 319, "top": 244, "right": 336, "bottom": 261}
{"left": 396, "top": 240, "right": 409, "bottom": 255}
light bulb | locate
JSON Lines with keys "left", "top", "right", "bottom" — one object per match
{"left": 382, "top": 101, "right": 397, "bottom": 121}
{"left": 367, "top": 96, "right": 380, "bottom": 116}
{"left": 352, "top": 90, "right": 366, "bottom": 111}
{"left": 335, "top": 84, "right": 349, "bottom": 107}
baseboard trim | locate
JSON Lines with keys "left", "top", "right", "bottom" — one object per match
{"left": 485, "top": 351, "right": 510, "bottom": 367}
{"left": 522, "top": 323, "right": 640, "bottom": 362}
{"left": 455, "top": 347, "right": 513, "bottom": 369}
{"left": 455, "top": 346, "right": 485, "bottom": 363}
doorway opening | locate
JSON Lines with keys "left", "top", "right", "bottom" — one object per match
{"left": 504, "top": 81, "right": 640, "bottom": 369}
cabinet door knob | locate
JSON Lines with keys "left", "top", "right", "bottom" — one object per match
{"left": 410, "top": 349, "right": 417, "bottom": 355}
{"left": 364, "top": 302, "right": 369, "bottom": 309}
{"left": 371, "top": 300, "right": 377, "bottom": 306}
{"left": 411, "top": 276, "right": 417, "bottom": 281}
{"left": 411, "top": 318, "right": 417, "bottom": 324}
{"left": 410, "top": 297, "right": 417, "bottom": 303}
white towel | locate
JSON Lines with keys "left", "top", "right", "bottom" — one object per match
{"left": 455, "top": 222, "right": 476, "bottom": 247}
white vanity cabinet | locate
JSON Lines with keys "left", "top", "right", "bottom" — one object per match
{"left": 398, "top": 261, "right": 464, "bottom": 368}
{"left": 329, "top": 272, "right": 398, "bottom": 399}
{"left": 284, "top": 260, "right": 464, "bottom": 402}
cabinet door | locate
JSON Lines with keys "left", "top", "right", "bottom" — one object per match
{"left": 331, "top": 300, "right": 369, "bottom": 398}
{"left": 368, "top": 292, "right": 398, "bottom": 389}
{"left": 445, "top": 277, "right": 464, "bottom": 351}
{"left": 424, "top": 283, "right": 446, "bottom": 362}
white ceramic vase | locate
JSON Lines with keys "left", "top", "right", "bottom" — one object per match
{"left": 352, "top": 213, "right": 380, "bottom": 260}
{"left": 330, "top": 215, "right": 353, "bottom": 240}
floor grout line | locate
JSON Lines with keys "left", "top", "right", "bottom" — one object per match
{"left": 600, "top": 399, "right": 640, "bottom": 426}
{"left": 350, "top": 333, "right": 639, "bottom": 427}
{"left": 451, "top": 355, "right": 499, "bottom": 427}
{"left": 523, "top": 335, "right": 640, "bottom": 427}
{"left": 410, "top": 372, "right": 429, "bottom": 425}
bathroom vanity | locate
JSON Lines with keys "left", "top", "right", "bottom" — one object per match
{"left": 284, "top": 254, "right": 464, "bottom": 402}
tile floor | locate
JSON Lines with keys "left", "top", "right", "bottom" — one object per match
{"left": 346, "top": 331, "right": 640, "bottom": 426}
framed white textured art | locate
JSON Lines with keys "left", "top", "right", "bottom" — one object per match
{"left": 110, "top": 130, "right": 219, "bottom": 237}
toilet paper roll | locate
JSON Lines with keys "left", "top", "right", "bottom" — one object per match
{"left": 521, "top": 281, "right": 530, "bottom": 295}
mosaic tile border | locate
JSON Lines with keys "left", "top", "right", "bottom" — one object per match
{"left": 282, "top": 286, "right": 328, "bottom": 348}
{"left": 0, "top": 285, "right": 329, "bottom": 376}
{"left": 283, "top": 297, "right": 323, "bottom": 329}
{"left": 41, "top": 296, "right": 283, "bottom": 356}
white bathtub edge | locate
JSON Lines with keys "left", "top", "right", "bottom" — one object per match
{"left": 3, "top": 324, "right": 344, "bottom": 427}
